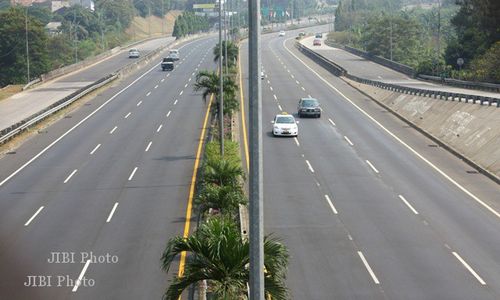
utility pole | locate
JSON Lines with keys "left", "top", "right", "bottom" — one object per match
{"left": 437, "top": 0, "right": 441, "bottom": 73}
{"left": 224, "top": 3, "right": 228, "bottom": 74}
{"left": 248, "top": 0, "right": 264, "bottom": 298}
{"left": 219, "top": 0, "right": 224, "bottom": 157}
{"left": 25, "top": 5, "right": 30, "bottom": 84}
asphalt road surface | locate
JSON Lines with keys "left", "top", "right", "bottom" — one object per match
{"left": 0, "top": 35, "right": 217, "bottom": 299}
{"left": 240, "top": 27, "right": 500, "bottom": 299}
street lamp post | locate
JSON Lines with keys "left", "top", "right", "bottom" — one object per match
{"left": 25, "top": 5, "right": 30, "bottom": 84}
{"left": 219, "top": 0, "right": 224, "bottom": 156}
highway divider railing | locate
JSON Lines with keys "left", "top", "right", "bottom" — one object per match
{"left": 295, "top": 43, "right": 500, "bottom": 108}
{"left": 417, "top": 74, "right": 500, "bottom": 93}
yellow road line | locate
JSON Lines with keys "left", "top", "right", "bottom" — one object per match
{"left": 178, "top": 94, "right": 213, "bottom": 279}
{"left": 238, "top": 46, "right": 250, "bottom": 172}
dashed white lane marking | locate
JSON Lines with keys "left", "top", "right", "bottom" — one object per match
{"left": 174, "top": 99, "right": 178, "bottom": 105}
{"left": 273, "top": 94, "right": 277, "bottom": 100}
{"left": 184, "top": 83, "right": 188, "bottom": 88}
{"left": 278, "top": 104, "right": 283, "bottom": 111}
{"left": 109, "top": 126, "right": 118, "bottom": 134}
{"left": 358, "top": 251, "right": 380, "bottom": 284}
{"left": 267, "top": 80, "right": 270, "bottom": 84}
{"left": 452, "top": 252, "right": 486, "bottom": 285}
{"left": 154, "top": 85, "right": 158, "bottom": 89}
{"left": 291, "top": 74, "right": 295, "bottom": 79}
{"left": 398, "top": 195, "right": 419, "bottom": 215}
{"left": 301, "top": 87, "right": 306, "bottom": 91}
{"left": 348, "top": 234, "right": 353, "bottom": 241}
{"left": 156, "top": 124, "right": 163, "bottom": 132}
{"left": 72, "top": 259, "right": 91, "bottom": 292}
{"left": 167, "top": 73, "right": 170, "bottom": 77}
{"left": 270, "top": 86, "right": 273, "bottom": 91}
{"left": 64, "top": 169, "right": 78, "bottom": 183}
{"left": 344, "top": 136, "right": 354, "bottom": 146}
{"left": 295, "top": 80, "right": 300, "bottom": 84}
{"left": 106, "top": 202, "right": 119, "bottom": 223}
{"left": 124, "top": 112, "right": 131, "bottom": 119}
{"left": 161, "top": 78, "right": 165, "bottom": 82}
{"left": 137, "top": 100, "right": 142, "bottom": 106}
{"left": 128, "top": 167, "right": 138, "bottom": 181}
{"left": 24, "top": 206, "right": 44, "bottom": 226}
{"left": 146, "top": 92, "right": 151, "bottom": 96}
{"left": 179, "top": 91, "right": 183, "bottom": 96}
{"left": 328, "top": 118, "right": 336, "bottom": 126}
{"left": 166, "top": 111, "right": 171, "bottom": 117}
{"left": 324, "top": 195, "right": 338, "bottom": 214}
{"left": 192, "top": 72, "right": 196, "bottom": 76}
{"left": 294, "top": 137, "right": 300, "bottom": 146}
{"left": 308, "top": 94, "right": 312, "bottom": 98}
{"left": 90, "top": 144, "right": 101, "bottom": 155}
{"left": 305, "top": 160, "right": 315, "bottom": 173}
{"left": 366, "top": 160, "right": 379, "bottom": 174}
{"left": 188, "top": 77, "right": 192, "bottom": 82}
{"left": 145, "top": 141, "right": 152, "bottom": 152}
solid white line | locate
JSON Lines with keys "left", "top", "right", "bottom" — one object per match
{"left": 179, "top": 91, "right": 183, "bottom": 96}
{"left": 365, "top": 160, "right": 379, "bottom": 174}
{"left": 358, "top": 251, "right": 380, "bottom": 284}
{"left": 72, "top": 259, "right": 91, "bottom": 292}
{"left": 398, "top": 195, "right": 419, "bottom": 215}
{"left": 156, "top": 124, "right": 163, "bottom": 132}
{"left": 24, "top": 206, "right": 44, "bottom": 226}
{"left": 294, "top": 137, "right": 300, "bottom": 146}
{"left": 0, "top": 40, "right": 200, "bottom": 187}
{"left": 64, "top": 169, "right": 78, "bottom": 183}
{"left": 270, "top": 86, "right": 273, "bottom": 91}
{"left": 284, "top": 39, "right": 500, "bottom": 220}
{"left": 324, "top": 195, "right": 338, "bottom": 214}
{"left": 89, "top": 144, "right": 101, "bottom": 155}
{"left": 278, "top": 104, "right": 283, "bottom": 111}
{"left": 128, "top": 167, "right": 138, "bottom": 181}
{"left": 174, "top": 99, "right": 178, "bottom": 105}
{"left": 136, "top": 100, "right": 142, "bottom": 106}
{"left": 184, "top": 83, "right": 188, "bottom": 88}
{"left": 305, "top": 160, "right": 315, "bottom": 173}
{"left": 109, "top": 126, "right": 117, "bottom": 134}
{"left": 124, "top": 112, "right": 131, "bottom": 119}
{"left": 273, "top": 94, "right": 277, "bottom": 100}
{"left": 146, "top": 92, "right": 151, "bottom": 96}
{"left": 452, "top": 252, "right": 486, "bottom": 285}
{"left": 166, "top": 110, "right": 172, "bottom": 117}
{"left": 328, "top": 118, "right": 336, "bottom": 126}
{"left": 161, "top": 78, "right": 165, "bottom": 82}
{"left": 154, "top": 85, "right": 158, "bottom": 89}
{"left": 106, "top": 202, "right": 119, "bottom": 223}
{"left": 344, "top": 136, "right": 354, "bottom": 146}
{"left": 145, "top": 141, "right": 152, "bottom": 152}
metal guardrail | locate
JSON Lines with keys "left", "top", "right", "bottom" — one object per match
{"left": 0, "top": 74, "right": 118, "bottom": 145}
{"left": 296, "top": 43, "right": 500, "bottom": 107}
{"left": 417, "top": 74, "right": 500, "bottom": 93}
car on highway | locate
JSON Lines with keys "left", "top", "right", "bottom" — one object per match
{"left": 261, "top": 71, "right": 265, "bottom": 79}
{"left": 313, "top": 38, "right": 322, "bottom": 46}
{"left": 272, "top": 113, "right": 299, "bottom": 137}
{"left": 297, "top": 97, "right": 321, "bottom": 118}
{"left": 128, "top": 48, "right": 140, "bottom": 58}
{"left": 315, "top": 33, "right": 323, "bottom": 38}
{"left": 169, "top": 49, "right": 180, "bottom": 60}
{"left": 161, "top": 57, "right": 174, "bottom": 71}
{"left": 279, "top": 30, "right": 285, "bottom": 37}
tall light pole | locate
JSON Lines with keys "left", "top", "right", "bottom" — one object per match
{"left": 219, "top": 0, "right": 224, "bottom": 156}
{"left": 25, "top": 4, "right": 30, "bottom": 84}
{"left": 248, "top": 0, "right": 264, "bottom": 298}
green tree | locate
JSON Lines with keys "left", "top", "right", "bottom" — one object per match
{"left": 0, "top": 7, "right": 50, "bottom": 86}
{"left": 195, "top": 183, "right": 246, "bottom": 215}
{"left": 161, "top": 216, "right": 289, "bottom": 300}
{"left": 194, "top": 70, "right": 239, "bottom": 116}
{"left": 204, "top": 159, "right": 244, "bottom": 188}
{"left": 213, "top": 41, "right": 239, "bottom": 68}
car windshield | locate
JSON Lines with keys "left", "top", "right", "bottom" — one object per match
{"left": 130, "top": 49, "right": 137, "bottom": 52}
{"left": 301, "top": 99, "right": 318, "bottom": 107}
{"left": 276, "top": 116, "right": 295, "bottom": 124}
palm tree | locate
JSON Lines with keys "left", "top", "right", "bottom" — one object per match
{"left": 161, "top": 216, "right": 289, "bottom": 300}
{"left": 204, "top": 159, "right": 244, "bottom": 188}
{"left": 213, "top": 41, "right": 239, "bottom": 68}
{"left": 195, "top": 183, "right": 247, "bottom": 215}
{"left": 194, "top": 70, "right": 239, "bottom": 116}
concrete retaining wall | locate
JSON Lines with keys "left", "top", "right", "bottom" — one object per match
{"left": 344, "top": 78, "right": 500, "bottom": 181}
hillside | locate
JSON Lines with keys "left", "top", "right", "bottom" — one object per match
{"left": 126, "top": 10, "right": 182, "bottom": 41}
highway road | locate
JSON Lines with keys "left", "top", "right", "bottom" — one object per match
{"left": 0, "top": 35, "right": 217, "bottom": 299}
{"left": 240, "top": 27, "right": 500, "bottom": 299}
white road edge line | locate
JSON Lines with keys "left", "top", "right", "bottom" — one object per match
{"left": 89, "top": 144, "right": 101, "bottom": 155}
{"left": 166, "top": 111, "right": 171, "bottom": 117}
{"left": 124, "top": 112, "right": 131, "bottom": 119}
{"left": 294, "top": 137, "right": 300, "bottom": 146}
{"left": 358, "top": 251, "right": 380, "bottom": 284}
{"left": 24, "top": 206, "right": 44, "bottom": 226}
{"left": 452, "top": 252, "right": 486, "bottom": 285}
{"left": 305, "top": 160, "right": 315, "bottom": 173}
{"left": 0, "top": 39, "right": 201, "bottom": 187}
{"left": 64, "top": 169, "right": 78, "bottom": 183}
{"left": 72, "top": 259, "right": 91, "bottom": 292}
{"left": 128, "top": 167, "right": 138, "bottom": 181}
{"left": 344, "top": 136, "right": 354, "bottom": 146}
{"left": 365, "top": 160, "right": 379, "bottom": 174}
{"left": 283, "top": 39, "right": 500, "bottom": 219}
{"left": 106, "top": 202, "right": 119, "bottom": 223}
{"left": 398, "top": 195, "right": 419, "bottom": 215}
{"left": 324, "top": 195, "right": 338, "bottom": 214}
{"left": 157, "top": 124, "right": 163, "bottom": 132}
{"left": 145, "top": 141, "right": 152, "bottom": 152}
{"left": 109, "top": 126, "right": 117, "bottom": 134}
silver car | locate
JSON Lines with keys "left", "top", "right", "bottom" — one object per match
{"left": 128, "top": 48, "right": 140, "bottom": 58}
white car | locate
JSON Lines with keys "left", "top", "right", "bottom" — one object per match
{"left": 169, "top": 49, "right": 180, "bottom": 60}
{"left": 128, "top": 48, "right": 140, "bottom": 58}
{"left": 279, "top": 30, "right": 285, "bottom": 37}
{"left": 272, "top": 113, "right": 298, "bottom": 137}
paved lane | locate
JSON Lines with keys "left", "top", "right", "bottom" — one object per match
{"left": 0, "top": 36, "right": 217, "bottom": 299}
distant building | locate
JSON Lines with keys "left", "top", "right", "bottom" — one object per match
{"left": 51, "top": 0, "right": 70, "bottom": 12}
{"left": 45, "top": 21, "right": 62, "bottom": 35}
{"left": 69, "top": 0, "right": 94, "bottom": 11}
{"left": 10, "top": 0, "right": 47, "bottom": 6}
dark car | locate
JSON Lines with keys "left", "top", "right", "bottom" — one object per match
{"left": 161, "top": 57, "right": 174, "bottom": 71}
{"left": 297, "top": 97, "right": 321, "bottom": 118}
{"left": 315, "top": 33, "right": 323, "bottom": 38}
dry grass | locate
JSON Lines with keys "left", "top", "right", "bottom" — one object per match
{"left": 126, "top": 10, "right": 182, "bottom": 41}
{"left": 0, "top": 85, "right": 23, "bottom": 102}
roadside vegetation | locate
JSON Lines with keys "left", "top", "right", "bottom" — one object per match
{"left": 330, "top": 0, "right": 500, "bottom": 83}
